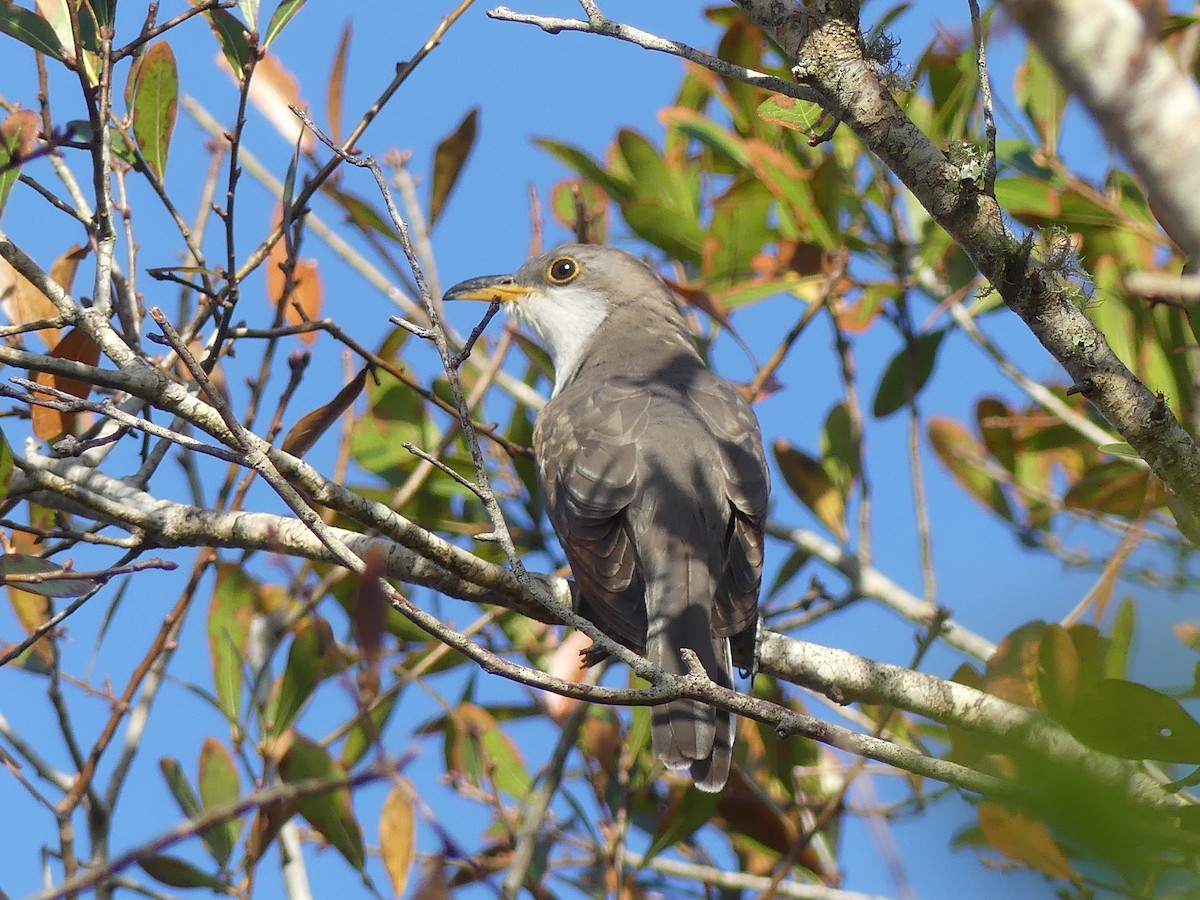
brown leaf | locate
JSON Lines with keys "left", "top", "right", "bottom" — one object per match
{"left": 379, "top": 780, "right": 417, "bottom": 897}
{"left": 0, "top": 257, "right": 61, "bottom": 348}
{"left": 984, "top": 621, "right": 1047, "bottom": 709}
{"left": 327, "top": 22, "right": 351, "bottom": 148}
{"left": 5, "top": 528, "right": 53, "bottom": 666}
{"left": 32, "top": 328, "right": 101, "bottom": 440}
{"left": 978, "top": 801, "right": 1074, "bottom": 879}
{"left": 281, "top": 365, "right": 367, "bottom": 457}
{"left": 267, "top": 205, "right": 323, "bottom": 342}
{"left": 772, "top": 437, "right": 847, "bottom": 541}
{"left": 352, "top": 550, "right": 386, "bottom": 700}
{"left": 49, "top": 244, "right": 89, "bottom": 299}
{"left": 429, "top": 107, "right": 478, "bottom": 229}
{"left": 224, "top": 51, "right": 314, "bottom": 153}
{"left": 1063, "top": 461, "right": 1157, "bottom": 519}
{"left": 928, "top": 416, "right": 1012, "bottom": 521}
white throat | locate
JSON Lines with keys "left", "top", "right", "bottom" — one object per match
{"left": 510, "top": 286, "right": 609, "bottom": 396}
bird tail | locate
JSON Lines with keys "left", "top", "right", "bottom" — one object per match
{"left": 645, "top": 535, "right": 735, "bottom": 793}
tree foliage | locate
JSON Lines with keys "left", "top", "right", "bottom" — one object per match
{"left": 0, "top": 1, "right": 1199, "bottom": 898}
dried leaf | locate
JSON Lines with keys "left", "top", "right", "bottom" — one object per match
{"left": 48, "top": 244, "right": 88, "bottom": 299}
{"left": 379, "top": 780, "right": 417, "bottom": 897}
{"left": 928, "top": 416, "right": 1013, "bottom": 521}
{"left": 281, "top": 366, "right": 367, "bottom": 457}
{"left": 32, "top": 328, "right": 102, "bottom": 440}
{"left": 429, "top": 107, "right": 478, "bottom": 229}
{"left": 267, "top": 205, "right": 323, "bottom": 341}
{"left": 352, "top": 552, "right": 386, "bottom": 699}
{"left": 0, "top": 255, "right": 61, "bottom": 347}
{"left": 326, "top": 21, "right": 351, "bottom": 147}
{"left": 226, "top": 51, "right": 314, "bottom": 154}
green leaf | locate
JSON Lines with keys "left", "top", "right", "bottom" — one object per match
{"left": 660, "top": 106, "right": 749, "bottom": 168}
{"left": 159, "top": 758, "right": 204, "bottom": 819}
{"left": 1069, "top": 679, "right": 1200, "bottom": 763}
{"left": 198, "top": 737, "right": 242, "bottom": 868}
{"left": 872, "top": 329, "right": 947, "bottom": 418}
{"left": 442, "top": 704, "right": 531, "bottom": 800}
{"left": 642, "top": 788, "right": 720, "bottom": 864}
{"left": 332, "top": 187, "right": 400, "bottom": 244}
{"left": 1106, "top": 597, "right": 1135, "bottom": 680}
{"left": 0, "top": 110, "right": 39, "bottom": 215}
{"left": 535, "top": 137, "right": 634, "bottom": 203}
{"left": 429, "top": 107, "right": 478, "bottom": 229}
{"left": 264, "top": 0, "right": 307, "bottom": 49}
{"left": 756, "top": 93, "right": 826, "bottom": 135}
{"left": 270, "top": 618, "right": 327, "bottom": 735}
{"left": 130, "top": 41, "right": 178, "bottom": 182}
{"left": 207, "top": 565, "right": 257, "bottom": 728}
{"left": 196, "top": 3, "right": 254, "bottom": 78}
{"left": 616, "top": 128, "right": 704, "bottom": 262}
{"left": 766, "top": 546, "right": 812, "bottom": 601}
{"left": 0, "top": 4, "right": 65, "bottom": 61}
{"left": 994, "top": 176, "right": 1060, "bottom": 220}
{"left": 1014, "top": 42, "right": 1067, "bottom": 152}
{"left": 236, "top": 0, "right": 259, "bottom": 30}
{"left": 138, "top": 854, "right": 230, "bottom": 891}
{"left": 0, "top": 427, "right": 15, "bottom": 502}
{"left": 279, "top": 735, "right": 365, "bottom": 870}
{"left": 341, "top": 691, "right": 400, "bottom": 768}
{"left": 976, "top": 397, "right": 1016, "bottom": 472}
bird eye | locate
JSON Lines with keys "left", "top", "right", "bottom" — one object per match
{"left": 546, "top": 257, "right": 580, "bottom": 285}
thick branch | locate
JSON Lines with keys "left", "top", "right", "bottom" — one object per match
{"left": 1000, "top": 0, "right": 1200, "bottom": 260}
{"left": 730, "top": 0, "right": 1200, "bottom": 517}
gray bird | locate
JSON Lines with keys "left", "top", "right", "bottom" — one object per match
{"left": 444, "top": 243, "right": 769, "bottom": 791}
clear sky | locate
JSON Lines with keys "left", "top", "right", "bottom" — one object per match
{"left": 0, "top": 2, "right": 1189, "bottom": 899}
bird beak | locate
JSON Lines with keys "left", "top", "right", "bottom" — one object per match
{"left": 443, "top": 274, "right": 535, "bottom": 304}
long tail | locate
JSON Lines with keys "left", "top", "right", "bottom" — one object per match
{"left": 645, "top": 535, "right": 735, "bottom": 792}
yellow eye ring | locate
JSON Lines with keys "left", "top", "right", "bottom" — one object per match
{"left": 546, "top": 256, "right": 581, "bottom": 285}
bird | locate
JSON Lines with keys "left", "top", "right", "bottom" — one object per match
{"left": 444, "top": 243, "right": 769, "bottom": 792}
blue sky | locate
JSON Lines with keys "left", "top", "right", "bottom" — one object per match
{"left": 0, "top": 2, "right": 1192, "bottom": 898}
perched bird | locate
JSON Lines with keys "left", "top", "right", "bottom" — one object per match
{"left": 444, "top": 243, "right": 768, "bottom": 792}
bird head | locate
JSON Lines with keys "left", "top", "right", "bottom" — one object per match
{"left": 444, "top": 243, "right": 678, "bottom": 395}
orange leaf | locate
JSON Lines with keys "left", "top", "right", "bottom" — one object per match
{"left": 978, "top": 802, "right": 1075, "bottom": 880}
{"left": 32, "top": 328, "right": 101, "bottom": 440}
{"left": 225, "top": 51, "right": 314, "bottom": 154}
{"left": 379, "top": 780, "right": 417, "bottom": 897}
{"left": 0, "top": 257, "right": 60, "bottom": 348}
{"left": 5, "top": 527, "right": 52, "bottom": 666}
